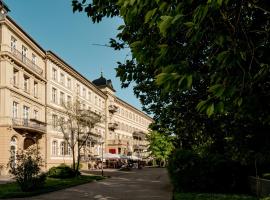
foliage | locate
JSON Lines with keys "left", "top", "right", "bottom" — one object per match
{"left": 8, "top": 145, "right": 46, "bottom": 192}
{"left": 72, "top": 0, "right": 270, "bottom": 118}
{"left": 168, "top": 149, "right": 249, "bottom": 193}
{"left": 147, "top": 131, "right": 174, "bottom": 166}
{"left": 72, "top": 0, "right": 270, "bottom": 193}
{"left": 0, "top": 175, "right": 104, "bottom": 198}
{"left": 57, "top": 98, "right": 102, "bottom": 175}
{"left": 47, "top": 164, "right": 76, "bottom": 179}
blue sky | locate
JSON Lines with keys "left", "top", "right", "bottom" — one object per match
{"left": 5, "top": 0, "right": 143, "bottom": 111}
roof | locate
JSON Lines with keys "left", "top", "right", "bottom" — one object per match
{"left": 92, "top": 73, "right": 116, "bottom": 92}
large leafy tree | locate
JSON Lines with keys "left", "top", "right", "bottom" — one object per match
{"left": 72, "top": 0, "right": 270, "bottom": 165}
{"left": 147, "top": 131, "right": 174, "bottom": 166}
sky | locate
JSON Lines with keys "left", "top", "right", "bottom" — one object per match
{"left": 4, "top": 0, "right": 143, "bottom": 111}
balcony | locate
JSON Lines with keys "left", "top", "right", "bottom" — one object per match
{"left": 133, "top": 131, "right": 146, "bottom": 139}
{"left": 108, "top": 122, "right": 119, "bottom": 131}
{"left": 107, "top": 139, "right": 129, "bottom": 146}
{"left": 108, "top": 105, "right": 118, "bottom": 114}
{"left": 133, "top": 140, "right": 148, "bottom": 150}
{"left": 2, "top": 45, "right": 43, "bottom": 76}
{"left": 12, "top": 118, "right": 46, "bottom": 134}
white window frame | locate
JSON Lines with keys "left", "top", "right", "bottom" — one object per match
{"left": 52, "top": 87, "right": 57, "bottom": 103}
{"left": 12, "top": 102, "right": 18, "bottom": 119}
{"left": 22, "top": 45, "right": 27, "bottom": 63}
{"left": 52, "top": 140, "right": 58, "bottom": 156}
{"left": 11, "top": 36, "right": 16, "bottom": 51}
{"left": 34, "top": 81, "right": 38, "bottom": 98}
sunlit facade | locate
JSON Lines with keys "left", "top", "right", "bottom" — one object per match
{"left": 0, "top": 2, "right": 152, "bottom": 175}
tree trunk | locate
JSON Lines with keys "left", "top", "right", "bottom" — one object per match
{"left": 72, "top": 148, "right": 76, "bottom": 172}
{"left": 76, "top": 142, "right": 81, "bottom": 176}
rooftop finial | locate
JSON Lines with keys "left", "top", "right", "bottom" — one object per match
{"left": 100, "top": 66, "right": 103, "bottom": 77}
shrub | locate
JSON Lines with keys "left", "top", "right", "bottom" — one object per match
{"left": 168, "top": 149, "right": 249, "bottom": 193}
{"left": 8, "top": 145, "right": 46, "bottom": 191}
{"left": 48, "top": 164, "right": 76, "bottom": 178}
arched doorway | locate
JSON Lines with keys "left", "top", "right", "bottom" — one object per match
{"left": 23, "top": 138, "right": 35, "bottom": 150}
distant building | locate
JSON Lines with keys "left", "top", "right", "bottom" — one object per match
{"left": 0, "top": 2, "right": 153, "bottom": 175}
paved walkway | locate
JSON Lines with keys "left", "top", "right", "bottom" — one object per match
{"left": 0, "top": 175, "right": 13, "bottom": 184}
{"left": 8, "top": 168, "right": 172, "bottom": 200}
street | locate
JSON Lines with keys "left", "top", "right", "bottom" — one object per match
{"left": 8, "top": 168, "right": 172, "bottom": 200}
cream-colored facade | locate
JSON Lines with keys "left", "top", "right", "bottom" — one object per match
{"left": 0, "top": 3, "right": 153, "bottom": 175}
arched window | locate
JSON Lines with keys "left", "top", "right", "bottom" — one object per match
{"left": 52, "top": 140, "right": 58, "bottom": 155}
{"left": 10, "top": 136, "right": 17, "bottom": 168}
{"left": 60, "top": 142, "right": 65, "bottom": 156}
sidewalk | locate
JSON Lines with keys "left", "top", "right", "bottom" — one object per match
{"left": 0, "top": 175, "right": 14, "bottom": 184}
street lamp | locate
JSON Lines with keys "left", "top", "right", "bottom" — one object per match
{"left": 99, "top": 139, "right": 104, "bottom": 176}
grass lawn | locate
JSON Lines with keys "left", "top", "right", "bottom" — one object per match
{"left": 174, "top": 192, "right": 259, "bottom": 200}
{"left": 0, "top": 175, "right": 104, "bottom": 199}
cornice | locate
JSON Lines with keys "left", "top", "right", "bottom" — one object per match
{"left": 1, "top": 16, "right": 46, "bottom": 57}
{"left": 46, "top": 51, "right": 107, "bottom": 99}
{"left": 115, "top": 97, "right": 153, "bottom": 122}
{"left": 1, "top": 86, "right": 46, "bottom": 107}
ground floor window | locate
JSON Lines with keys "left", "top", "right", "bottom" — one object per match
{"left": 52, "top": 140, "right": 58, "bottom": 155}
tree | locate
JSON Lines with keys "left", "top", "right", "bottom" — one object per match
{"left": 72, "top": 0, "right": 269, "bottom": 118}
{"left": 72, "top": 0, "right": 270, "bottom": 149}
{"left": 57, "top": 99, "right": 102, "bottom": 175}
{"left": 9, "top": 145, "right": 46, "bottom": 191}
{"left": 72, "top": 0, "right": 270, "bottom": 172}
{"left": 147, "top": 131, "right": 174, "bottom": 167}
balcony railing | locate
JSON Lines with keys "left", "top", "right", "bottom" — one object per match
{"left": 108, "top": 105, "right": 118, "bottom": 114}
{"left": 3, "top": 45, "right": 43, "bottom": 76}
{"left": 133, "top": 140, "right": 148, "bottom": 147}
{"left": 12, "top": 118, "right": 46, "bottom": 133}
{"left": 108, "top": 122, "right": 119, "bottom": 131}
{"left": 107, "top": 139, "right": 129, "bottom": 146}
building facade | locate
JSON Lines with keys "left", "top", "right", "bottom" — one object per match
{"left": 0, "top": 3, "right": 153, "bottom": 175}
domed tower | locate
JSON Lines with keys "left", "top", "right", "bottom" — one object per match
{"left": 92, "top": 72, "right": 115, "bottom": 94}
{"left": 93, "top": 73, "right": 119, "bottom": 154}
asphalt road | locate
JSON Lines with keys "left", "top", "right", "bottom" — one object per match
{"left": 9, "top": 168, "right": 172, "bottom": 200}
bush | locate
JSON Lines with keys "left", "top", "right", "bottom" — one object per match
{"left": 168, "top": 149, "right": 249, "bottom": 193}
{"left": 48, "top": 164, "right": 76, "bottom": 178}
{"left": 9, "top": 145, "right": 46, "bottom": 191}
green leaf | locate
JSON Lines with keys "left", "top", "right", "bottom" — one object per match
{"left": 237, "top": 98, "right": 243, "bottom": 106}
{"left": 172, "top": 14, "right": 183, "bottom": 24}
{"left": 130, "top": 41, "right": 141, "bottom": 48}
{"left": 158, "top": 16, "right": 173, "bottom": 36}
{"left": 145, "top": 8, "right": 157, "bottom": 23}
{"left": 184, "top": 22, "right": 194, "bottom": 27}
{"left": 129, "top": 0, "right": 136, "bottom": 6}
{"left": 217, "top": 0, "right": 223, "bottom": 6}
{"left": 196, "top": 100, "right": 208, "bottom": 112}
{"left": 206, "top": 103, "right": 214, "bottom": 117}
{"left": 216, "top": 102, "right": 224, "bottom": 113}
{"left": 186, "top": 75, "right": 193, "bottom": 88}
{"left": 117, "top": 25, "right": 125, "bottom": 30}
{"left": 208, "top": 84, "right": 225, "bottom": 97}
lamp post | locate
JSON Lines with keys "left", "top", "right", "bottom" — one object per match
{"left": 99, "top": 138, "right": 104, "bottom": 176}
{"left": 101, "top": 141, "right": 104, "bottom": 176}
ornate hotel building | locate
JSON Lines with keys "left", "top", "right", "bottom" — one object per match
{"left": 0, "top": 2, "right": 153, "bottom": 175}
